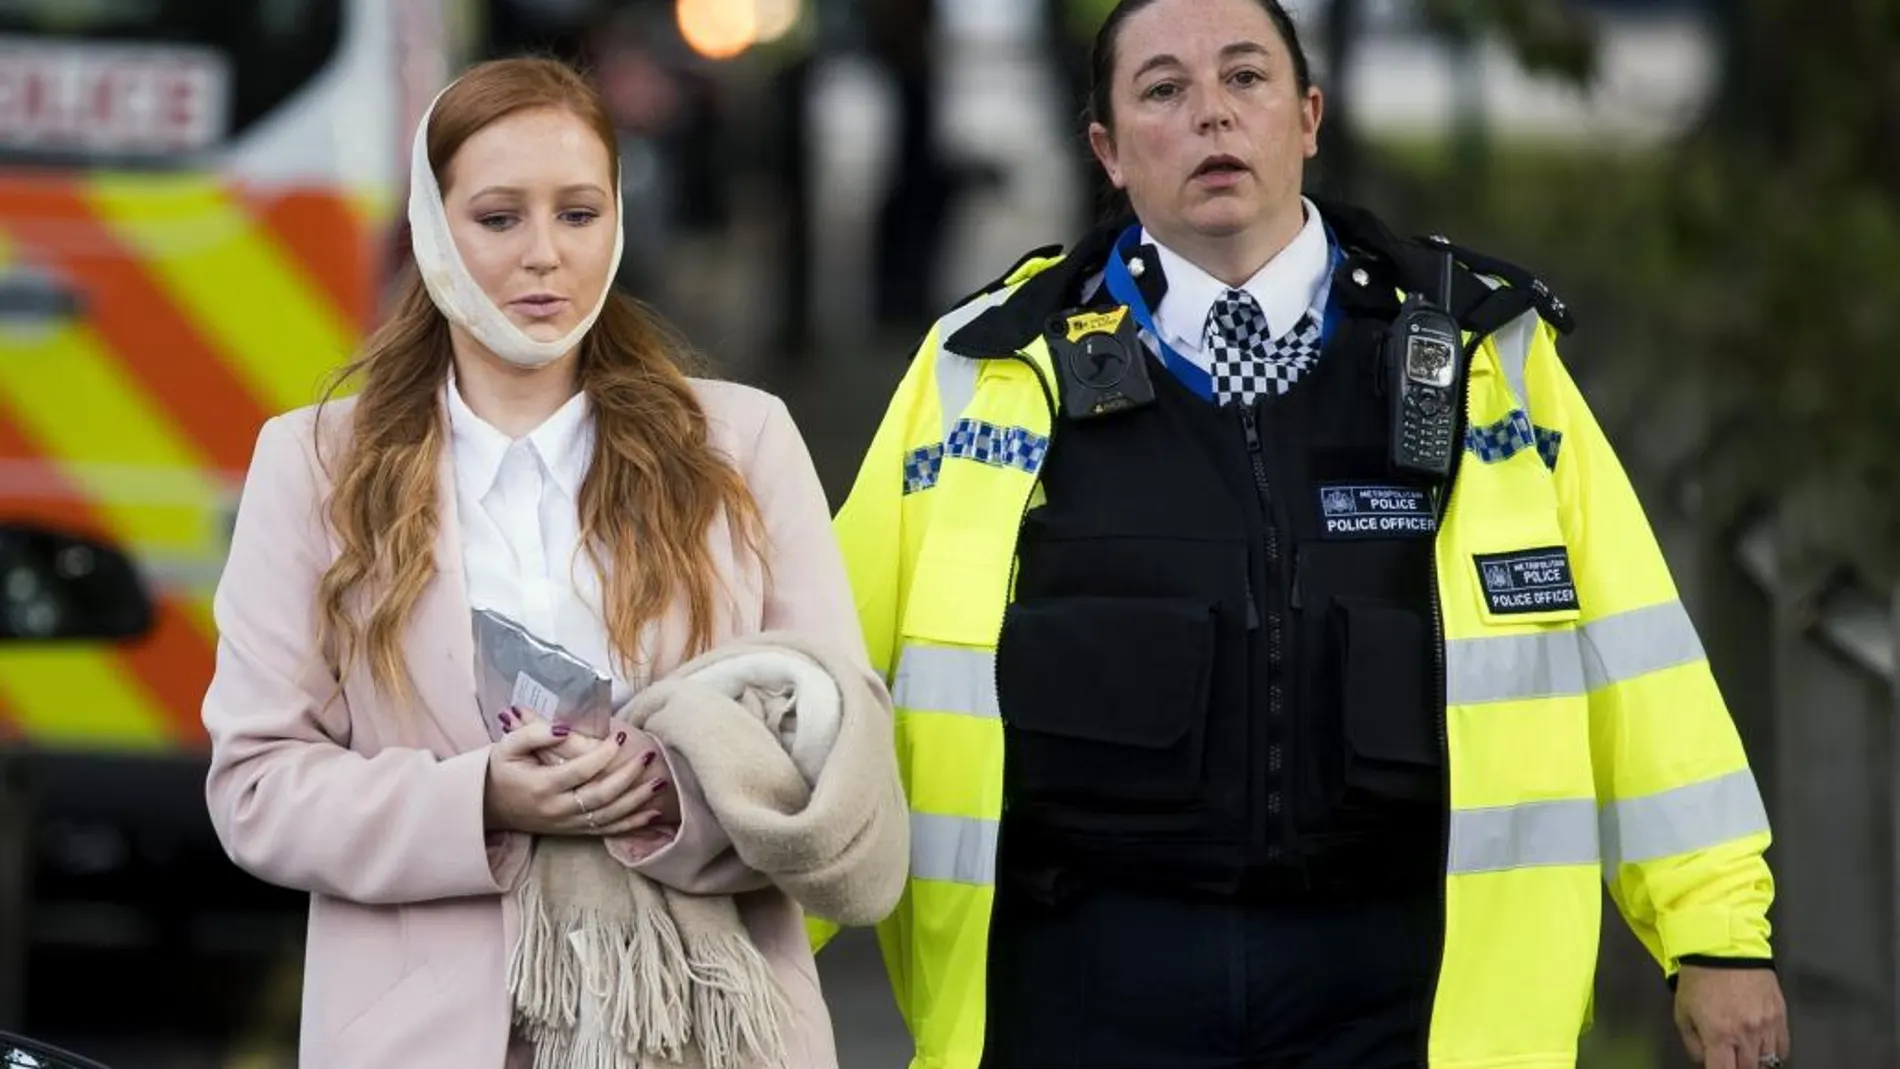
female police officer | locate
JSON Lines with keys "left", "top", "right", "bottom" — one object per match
{"left": 830, "top": 1, "right": 1792, "bottom": 1066}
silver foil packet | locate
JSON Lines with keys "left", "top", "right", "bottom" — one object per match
{"left": 471, "top": 607, "right": 613, "bottom": 743}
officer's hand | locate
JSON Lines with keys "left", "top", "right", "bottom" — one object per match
{"left": 1673, "top": 965, "right": 1790, "bottom": 1069}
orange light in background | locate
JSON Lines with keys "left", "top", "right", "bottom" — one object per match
{"left": 676, "top": 0, "right": 757, "bottom": 60}
{"left": 753, "top": 0, "right": 802, "bottom": 43}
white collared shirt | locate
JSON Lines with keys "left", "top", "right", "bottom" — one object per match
{"left": 1143, "top": 196, "right": 1333, "bottom": 372}
{"left": 445, "top": 376, "right": 632, "bottom": 706}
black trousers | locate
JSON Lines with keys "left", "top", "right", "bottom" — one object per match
{"left": 981, "top": 881, "right": 1437, "bottom": 1069}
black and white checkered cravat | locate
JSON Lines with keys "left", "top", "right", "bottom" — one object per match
{"left": 1203, "top": 288, "right": 1324, "bottom": 406}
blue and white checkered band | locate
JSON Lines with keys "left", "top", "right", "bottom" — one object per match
{"left": 1203, "top": 289, "right": 1324, "bottom": 407}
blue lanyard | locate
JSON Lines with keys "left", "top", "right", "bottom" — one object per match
{"left": 1098, "top": 224, "right": 1344, "bottom": 404}
{"left": 1100, "top": 225, "right": 1212, "bottom": 399}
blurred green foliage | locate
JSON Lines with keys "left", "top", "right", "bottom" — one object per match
{"left": 1383, "top": 0, "right": 1900, "bottom": 587}
{"left": 1418, "top": 0, "right": 1600, "bottom": 85}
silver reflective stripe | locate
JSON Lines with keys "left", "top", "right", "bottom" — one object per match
{"left": 1580, "top": 600, "right": 1707, "bottom": 691}
{"left": 1447, "top": 630, "right": 1586, "bottom": 705}
{"left": 891, "top": 608, "right": 1691, "bottom": 718}
{"left": 1449, "top": 797, "right": 1600, "bottom": 874}
{"left": 910, "top": 812, "right": 998, "bottom": 885}
{"left": 1601, "top": 769, "right": 1769, "bottom": 873}
{"left": 935, "top": 352, "right": 981, "bottom": 447}
{"left": 891, "top": 645, "right": 999, "bottom": 718}
{"left": 1490, "top": 307, "right": 1540, "bottom": 411}
{"left": 1447, "top": 602, "right": 1708, "bottom": 706}
{"left": 932, "top": 289, "right": 1013, "bottom": 443}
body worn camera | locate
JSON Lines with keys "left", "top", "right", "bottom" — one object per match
{"left": 1386, "top": 250, "right": 1465, "bottom": 479}
{"left": 1046, "top": 304, "right": 1156, "bottom": 421}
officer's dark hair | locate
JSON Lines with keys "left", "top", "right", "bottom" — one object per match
{"left": 1087, "top": 0, "right": 1314, "bottom": 135}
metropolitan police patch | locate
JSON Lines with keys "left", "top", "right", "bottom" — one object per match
{"left": 1473, "top": 547, "right": 1579, "bottom": 615}
{"left": 1316, "top": 483, "right": 1437, "bottom": 540}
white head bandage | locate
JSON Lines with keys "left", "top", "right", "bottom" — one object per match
{"left": 407, "top": 81, "right": 625, "bottom": 369}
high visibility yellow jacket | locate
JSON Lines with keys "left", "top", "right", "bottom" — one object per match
{"left": 826, "top": 244, "right": 1774, "bottom": 1069}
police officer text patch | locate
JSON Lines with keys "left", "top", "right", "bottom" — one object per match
{"left": 1474, "top": 548, "right": 1579, "bottom": 615}
{"left": 1317, "top": 483, "right": 1437, "bottom": 539}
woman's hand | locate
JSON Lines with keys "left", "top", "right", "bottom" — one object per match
{"left": 496, "top": 708, "right": 679, "bottom": 834}
{"left": 483, "top": 718, "right": 665, "bottom": 836}
{"left": 594, "top": 725, "right": 683, "bottom": 830}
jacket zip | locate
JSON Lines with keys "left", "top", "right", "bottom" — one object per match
{"left": 1419, "top": 354, "right": 1471, "bottom": 1069}
{"left": 1419, "top": 496, "right": 1450, "bottom": 1069}
{"left": 1238, "top": 405, "right": 1284, "bottom": 862}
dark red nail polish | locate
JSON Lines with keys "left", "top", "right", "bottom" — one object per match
{"left": 615, "top": 731, "right": 627, "bottom": 746}
{"left": 652, "top": 779, "right": 669, "bottom": 792}
{"left": 551, "top": 724, "right": 570, "bottom": 738}
{"left": 499, "top": 710, "right": 515, "bottom": 726}
{"left": 640, "top": 750, "right": 656, "bottom": 768}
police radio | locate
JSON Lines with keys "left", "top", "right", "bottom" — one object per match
{"left": 1386, "top": 248, "right": 1464, "bottom": 480}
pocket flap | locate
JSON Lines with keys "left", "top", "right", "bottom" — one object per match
{"left": 998, "top": 596, "right": 1213, "bottom": 749}
{"left": 902, "top": 553, "right": 1004, "bottom": 645}
{"left": 1336, "top": 597, "right": 1437, "bottom": 767}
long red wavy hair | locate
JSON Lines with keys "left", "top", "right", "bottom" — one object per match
{"left": 312, "top": 57, "right": 764, "bottom": 700}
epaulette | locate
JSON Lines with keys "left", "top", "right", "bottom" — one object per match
{"left": 1314, "top": 198, "right": 1576, "bottom": 339}
{"left": 944, "top": 224, "right": 1124, "bottom": 360}
{"left": 947, "top": 242, "right": 1066, "bottom": 310}
{"left": 1417, "top": 233, "right": 1576, "bottom": 336}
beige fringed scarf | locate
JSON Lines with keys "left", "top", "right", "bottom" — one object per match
{"left": 506, "top": 634, "right": 907, "bottom": 1069}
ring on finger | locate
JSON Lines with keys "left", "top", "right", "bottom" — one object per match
{"left": 1761, "top": 1055, "right": 1785, "bottom": 1068}
{"left": 572, "top": 787, "right": 598, "bottom": 829}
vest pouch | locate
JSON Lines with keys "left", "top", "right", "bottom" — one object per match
{"left": 997, "top": 595, "right": 1214, "bottom": 810}
{"left": 1331, "top": 597, "right": 1440, "bottom": 802}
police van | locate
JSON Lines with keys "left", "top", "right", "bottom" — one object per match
{"left": 0, "top": 0, "right": 477, "bottom": 1027}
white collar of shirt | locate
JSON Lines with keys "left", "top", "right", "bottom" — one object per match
{"left": 444, "top": 373, "right": 593, "bottom": 502}
{"left": 444, "top": 372, "right": 620, "bottom": 708}
{"left": 1143, "top": 196, "right": 1332, "bottom": 368}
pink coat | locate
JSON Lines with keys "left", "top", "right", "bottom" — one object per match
{"left": 202, "top": 380, "right": 887, "bottom": 1069}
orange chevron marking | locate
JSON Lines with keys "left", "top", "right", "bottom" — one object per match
{"left": 0, "top": 178, "right": 269, "bottom": 474}
{"left": 0, "top": 412, "right": 211, "bottom": 747}
{"left": 244, "top": 188, "right": 378, "bottom": 334}
{"left": 121, "top": 598, "right": 214, "bottom": 745}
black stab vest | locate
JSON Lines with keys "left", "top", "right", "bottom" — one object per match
{"left": 994, "top": 290, "right": 1447, "bottom": 901}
